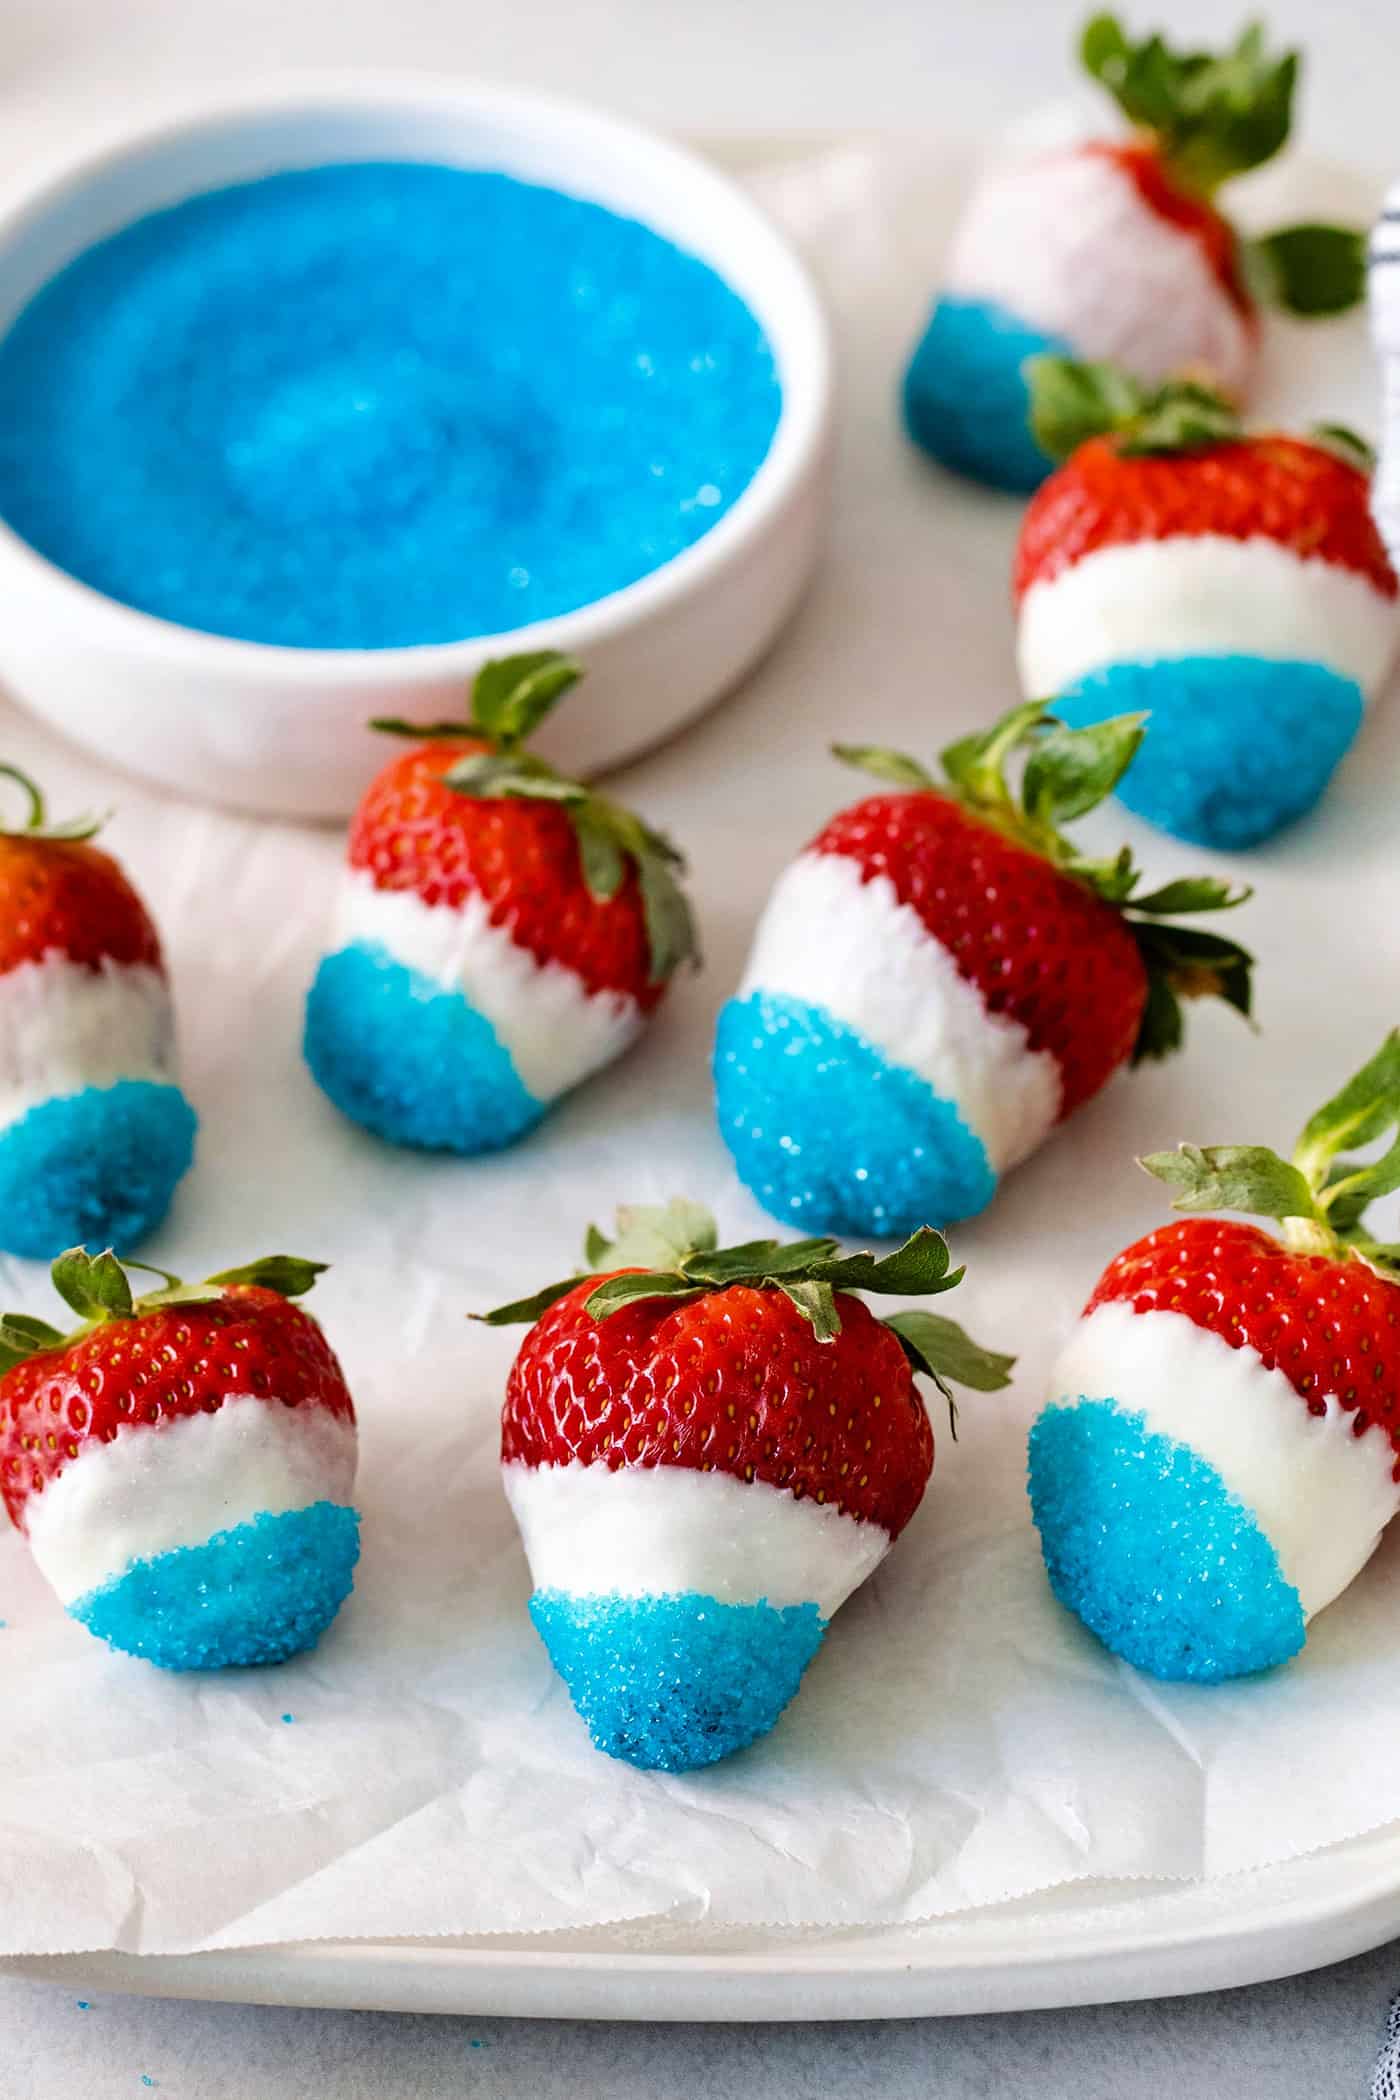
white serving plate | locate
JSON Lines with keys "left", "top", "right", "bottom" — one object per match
{"left": 10, "top": 1825, "right": 1400, "bottom": 2018}
{"left": 0, "top": 133, "right": 1396, "bottom": 2024}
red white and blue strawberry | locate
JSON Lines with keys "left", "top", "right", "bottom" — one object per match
{"left": 903, "top": 16, "right": 1365, "bottom": 491}
{"left": 0, "top": 766, "right": 197, "bottom": 1260}
{"left": 714, "top": 703, "right": 1254, "bottom": 1238}
{"left": 0, "top": 1248, "right": 358, "bottom": 1669}
{"left": 482, "top": 1200, "right": 1012, "bottom": 1771}
{"left": 1014, "top": 362, "right": 1399, "bottom": 847}
{"left": 1030, "top": 1035, "right": 1400, "bottom": 1682}
{"left": 304, "top": 652, "right": 697, "bottom": 1153}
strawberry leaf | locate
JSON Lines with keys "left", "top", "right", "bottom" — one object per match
{"left": 1245, "top": 224, "right": 1367, "bottom": 317}
{"left": 1079, "top": 15, "right": 1299, "bottom": 193}
{"left": 51, "top": 1248, "right": 135, "bottom": 1323}
{"left": 570, "top": 806, "right": 627, "bottom": 901}
{"left": 471, "top": 652, "right": 583, "bottom": 748}
{"left": 831, "top": 745, "right": 939, "bottom": 792}
{"left": 1128, "top": 875, "right": 1252, "bottom": 916}
{"left": 1022, "top": 714, "right": 1146, "bottom": 826}
{"left": 370, "top": 717, "right": 475, "bottom": 742}
{"left": 1294, "top": 1030, "right": 1400, "bottom": 1189}
{"left": 1142, "top": 1143, "right": 1318, "bottom": 1222}
{"left": 474, "top": 1277, "right": 589, "bottom": 1328}
{"left": 203, "top": 1257, "right": 327, "bottom": 1299}
{"left": 1308, "top": 422, "right": 1376, "bottom": 473}
{"left": 583, "top": 1273, "right": 702, "bottom": 1318}
{"left": 1025, "top": 355, "right": 1150, "bottom": 461}
{"left": 0, "top": 763, "right": 105, "bottom": 842}
{"left": 1127, "top": 921, "right": 1255, "bottom": 1063}
{"left": 776, "top": 1277, "right": 841, "bottom": 1341}
{"left": 883, "top": 1309, "right": 1017, "bottom": 1392}
{"left": 1025, "top": 357, "right": 1241, "bottom": 462}
{"left": 0, "top": 1313, "right": 65, "bottom": 1373}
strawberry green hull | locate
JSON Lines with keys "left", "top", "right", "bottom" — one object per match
{"left": 69, "top": 1500, "right": 361, "bottom": 1671}
{"left": 902, "top": 297, "right": 1067, "bottom": 493}
{"left": 529, "top": 1589, "right": 826, "bottom": 1771}
{"left": 713, "top": 991, "right": 997, "bottom": 1234}
{"left": 1051, "top": 657, "right": 1365, "bottom": 848}
{"left": 0, "top": 1079, "right": 197, "bottom": 1260}
{"left": 1028, "top": 1398, "right": 1306, "bottom": 1682}
{"left": 304, "top": 942, "right": 545, "bottom": 1153}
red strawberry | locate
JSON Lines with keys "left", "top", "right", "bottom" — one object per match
{"left": 1031, "top": 1034, "right": 1400, "bottom": 1683}
{"left": 715, "top": 701, "right": 1254, "bottom": 1239}
{"left": 1013, "top": 364, "right": 1399, "bottom": 849}
{"left": 1015, "top": 422, "right": 1395, "bottom": 603}
{"left": 305, "top": 652, "right": 698, "bottom": 1154}
{"left": 0, "top": 767, "right": 197, "bottom": 1262}
{"left": 0, "top": 1249, "right": 359, "bottom": 1670}
{"left": 902, "top": 19, "right": 1364, "bottom": 494}
{"left": 482, "top": 1200, "right": 1013, "bottom": 1769}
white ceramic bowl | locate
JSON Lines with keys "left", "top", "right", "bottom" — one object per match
{"left": 0, "top": 82, "right": 833, "bottom": 819}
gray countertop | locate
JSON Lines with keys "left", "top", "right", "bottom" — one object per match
{"left": 4, "top": 1948, "right": 1394, "bottom": 2099}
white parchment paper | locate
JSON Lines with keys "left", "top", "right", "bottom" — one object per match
{"left": 0, "top": 134, "right": 1398, "bottom": 1958}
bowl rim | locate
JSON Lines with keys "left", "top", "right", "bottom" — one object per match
{"left": 0, "top": 74, "right": 833, "bottom": 684}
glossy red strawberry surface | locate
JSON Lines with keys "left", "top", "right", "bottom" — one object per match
{"left": 811, "top": 794, "right": 1147, "bottom": 1118}
{"left": 0, "top": 837, "right": 163, "bottom": 979}
{"left": 1089, "top": 1217, "right": 1400, "bottom": 1465}
{"left": 1015, "top": 433, "right": 1398, "bottom": 601}
{"left": 349, "top": 740, "right": 662, "bottom": 1008}
{"left": 501, "top": 1273, "right": 935, "bottom": 1537}
{"left": 1083, "top": 140, "right": 1254, "bottom": 318}
{"left": 0, "top": 1288, "right": 355, "bottom": 1529}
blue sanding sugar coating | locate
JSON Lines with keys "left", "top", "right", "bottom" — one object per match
{"left": 713, "top": 990, "right": 997, "bottom": 1236}
{"left": 71, "top": 1501, "right": 360, "bottom": 1670}
{"left": 529, "top": 1589, "right": 826, "bottom": 1771}
{"left": 1028, "top": 1398, "right": 1306, "bottom": 1682}
{"left": 0, "top": 1080, "right": 197, "bottom": 1260}
{"left": 1052, "top": 657, "right": 1364, "bottom": 849}
{"left": 304, "top": 943, "right": 545, "bottom": 1152}
{"left": 0, "top": 163, "right": 783, "bottom": 649}
{"left": 902, "top": 296, "right": 1067, "bottom": 494}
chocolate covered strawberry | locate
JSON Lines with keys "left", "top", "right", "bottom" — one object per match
{"left": 482, "top": 1200, "right": 1012, "bottom": 1771}
{"left": 903, "top": 16, "right": 1364, "bottom": 491}
{"left": 0, "top": 766, "right": 197, "bottom": 1259}
{"left": 0, "top": 1248, "right": 358, "bottom": 1669}
{"left": 715, "top": 702, "right": 1253, "bottom": 1237}
{"left": 1015, "top": 362, "right": 1398, "bottom": 847}
{"left": 304, "top": 652, "right": 697, "bottom": 1152}
{"left": 1031, "top": 1035, "right": 1400, "bottom": 1682}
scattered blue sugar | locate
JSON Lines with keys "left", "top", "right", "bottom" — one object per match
{"left": 0, "top": 1080, "right": 196, "bottom": 1261}
{"left": 713, "top": 991, "right": 997, "bottom": 1236}
{"left": 140, "top": 2079, "right": 156, "bottom": 2090}
{"left": 70, "top": 1502, "right": 360, "bottom": 1670}
{"left": 902, "top": 296, "right": 1067, "bottom": 493}
{"left": 304, "top": 943, "right": 544, "bottom": 1153}
{"left": 281, "top": 1712, "right": 295, "bottom": 1724}
{"left": 0, "top": 163, "right": 782, "bottom": 649}
{"left": 530, "top": 1589, "right": 826, "bottom": 1771}
{"left": 1051, "top": 658, "right": 1364, "bottom": 849}
{"left": 1028, "top": 1398, "right": 1306, "bottom": 1683}
{"left": 76, "top": 2002, "right": 90, "bottom": 2011}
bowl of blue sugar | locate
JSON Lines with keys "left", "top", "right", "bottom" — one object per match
{"left": 0, "top": 83, "right": 832, "bottom": 817}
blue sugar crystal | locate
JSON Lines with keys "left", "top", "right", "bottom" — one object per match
{"left": 70, "top": 1502, "right": 360, "bottom": 1671}
{"left": 1052, "top": 658, "right": 1364, "bottom": 849}
{"left": 0, "top": 163, "right": 782, "bottom": 650}
{"left": 304, "top": 943, "right": 544, "bottom": 1153}
{"left": 1028, "top": 1398, "right": 1306, "bottom": 1683}
{"left": 0, "top": 1080, "right": 197, "bottom": 1260}
{"left": 530, "top": 1589, "right": 826, "bottom": 1771}
{"left": 902, "top": 296, "right": 1068, "bottom": 493}
{"left": 713, "top": 990, "right": 997, "bottom": 1236}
